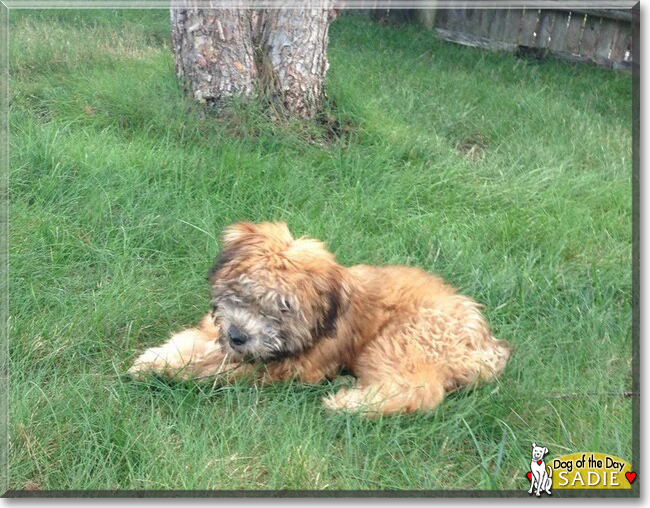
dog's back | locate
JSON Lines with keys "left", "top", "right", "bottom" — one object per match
{"left": 348, "top": 264, "right": 457, "bottom": 307}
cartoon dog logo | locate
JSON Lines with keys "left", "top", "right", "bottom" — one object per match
{"left": 528, "top": 442, "right": 552, "bottom": 496}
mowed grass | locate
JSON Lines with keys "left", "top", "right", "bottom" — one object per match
{"left": 7, "top": 10, "right": 632, "bottom": 491}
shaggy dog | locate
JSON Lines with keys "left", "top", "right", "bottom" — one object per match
{"left": 128, "top": 222, "right": 511, "bottom": 415}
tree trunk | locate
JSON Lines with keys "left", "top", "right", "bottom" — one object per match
{"left": 260, "top": 4, "right": 332, "bottom": 119}
{"left": 171, "top": 1, "right": 257, "bottom": 105}
{"left": 170, "top": 1, "right": 333, "bottom": 119}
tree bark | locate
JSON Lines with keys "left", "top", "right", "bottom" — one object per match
{"left": 171, "top": 1, "right": 257, "bottom": 105}
{"left": 260, "top": 3, "right": 332, "bottom": 118}
{"left": 171, "top": 1, "right": 333, "bottom": 119}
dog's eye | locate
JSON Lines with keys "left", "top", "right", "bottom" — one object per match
{"left": 262, "top": 312, "right": 281, "bottom": 323}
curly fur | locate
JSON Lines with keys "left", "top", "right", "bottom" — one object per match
{"left": 129, "top": 222, "right": 511, "bottom": 415}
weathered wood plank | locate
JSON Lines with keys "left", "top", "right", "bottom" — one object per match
{"left": 435, "top": 8, "right": 449, "bottom": 30}
{"left": 445, "top": 9, "right": 466, "bottom": 31}
{"left": 518, "top": 8, "right": 540, "bottom": 47}
{"left": 434, "top": 27, "right": 518, "bottom": 53}
{"left": 478, "top": 9, "right": 496, "bottom": 39}
{"left": 489, "top": 8, "right": 509, "bottom": 42}
{"left": 610, "top": 20, "right": 632, "bottom": 62}
{"left": 535, "top": 10, "right": 555, "bottom": 49}
{"left": 565, "top": 11, "right": 585, "bottom": 54}
{"left": 579, "top": 15, "right": 600, "bottom": 58}
{"left": 459, "top": 8, "right": 480, "bottom": 34}
{"left": 593, "top": 18, "right": 618, "bottom": 61}
{"left": 571, "top": 9, "right": 633, "bottom": 23}
{"left": 501, "top": 9, "right": 524, "bottom": 44}
{"left": 553, "top": 50, "right": 631, "bottom": 70}
{"left": 548, "top": 11, "right": 570, "bottom": 53}
{"left": 415, "top": 9, "right": 437, "bottom": 30}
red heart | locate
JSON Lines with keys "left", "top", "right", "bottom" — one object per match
{"left": 625, "top": 472, "right": 637, "bottom": 484}
{"left": 527, "top": 472, "right": 532, "bottom": 481}
{"left": 537, "top": 460, "right": 542, "bottom": 465}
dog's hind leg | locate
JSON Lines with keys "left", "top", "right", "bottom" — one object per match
{"left": 323, "top": 380, "right": 445, "bottom": 416}
{"left": 323, "top": 362, "right": 447, "bottom": 416}
{"left": 546, "top": 467, "right": 553, "bottom": 494}
{"left": 324, "top": 304, "right": 504, "bottom": 415}
{"left": 128, "top": 315, "right": 235, "bottom": 380}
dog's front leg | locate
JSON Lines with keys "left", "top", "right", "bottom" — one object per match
{"left": 534, "top": 472, "right": 543, "bottom": 497}
{"left": 128, "top": 315, "right": 237, "bottom": 380}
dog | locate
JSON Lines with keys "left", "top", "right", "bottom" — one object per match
{"left": 128, "top": 222, "right": 511, "bottom": 415}
{"left": 528, "top": 443, "right": 552, "bottom": 496}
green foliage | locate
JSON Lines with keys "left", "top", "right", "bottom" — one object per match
{"left": 8, "top": 10, "right": 632, "bottom": 491}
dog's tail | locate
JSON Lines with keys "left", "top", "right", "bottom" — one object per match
{"left": 547, "top": 465, "right": 553, "bottom": 478}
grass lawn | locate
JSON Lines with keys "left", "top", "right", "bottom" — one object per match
{"left": 7, "top": 10, "right": 633, "bottom": 491}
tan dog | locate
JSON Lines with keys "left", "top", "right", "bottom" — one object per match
{"left": 128, "top": 222, "right": 511, "bottom": 415}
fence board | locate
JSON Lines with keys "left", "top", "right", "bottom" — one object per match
{"left": 502, "top": 9, "right": 524, "bottom": 44}
{"left": 594, "top": 18, "right": 618, "bottom": 61}
{"left": 565, "top": 11, "right": 585, "bottom": 54}
{"left": 610, "top": 20, "right": 632, "bottom": 61}
{"left": 478, "top": 9, "right": 496, "bottom": 39}
{"left": 579, "top": 15, "right": 600, "bottom": 59}
{"left": 548, "top": 11, "right": 570, "bottom": 53}
{"left": 535, "top": 10, "right": 555, "bottom": 49}
{"left": 518, "top": 8, "right": 540, "bottom": 47}
{"left": 459, "top": 8, "right": 480, "bottom": 34}
{"left": 489, "top": 8, "right": 508, "bottom": 42}
{"left": 446, "top": 9, "right": 466, "bottom": 31}
{"left": 435, "top": 8, "right": 449, "bottom": 29}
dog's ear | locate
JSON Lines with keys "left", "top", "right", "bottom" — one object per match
{"left": 313, "top": 271, "right": 352, "bottom": 339}
{"left": 223, "top": 222, "right": 293, "bottom": 247}
{"left": 532, "top": 443, "right": 536, "bottom": 448}
{"left": 208, "top": 244, "right": 239, "bottom": 282}
{"left": 543, "top": 447, "right": 548, "bottom": 455}
{"left": 209, "top": 223, "right": 257, "bottom": 281}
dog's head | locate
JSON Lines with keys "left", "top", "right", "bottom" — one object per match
{"left": 531, "top": 443, "right": 548, "bottom": 461}
{"left": 208, "top": 222, "right": 351, "bottom": 361}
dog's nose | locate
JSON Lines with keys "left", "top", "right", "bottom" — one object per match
{"left": 228, "top": 326, "right": 249, "bottom": 346}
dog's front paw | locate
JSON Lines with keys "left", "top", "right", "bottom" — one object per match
{"left": 127, "top": 345, "right": 188, "bottom": 380}
{"left": 323, "top": 387, "right": 385, "bottom": 416}
{"left": 127, "top": 328, "right": 229, "bottom": 381}
{"left": 323, "top": 388, "right": 366, "bottom": 413}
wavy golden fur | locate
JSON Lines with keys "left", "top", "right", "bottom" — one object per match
{"left": 129, "top": 222, "right": 511, "bottom": 415}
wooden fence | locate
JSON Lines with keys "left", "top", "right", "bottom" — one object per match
{"left": 374, "top": 8, "right": 635, "bottom": 70}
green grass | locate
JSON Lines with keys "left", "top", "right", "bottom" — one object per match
{"left": 7, "top": 10, "right": 633, "bottom": 491}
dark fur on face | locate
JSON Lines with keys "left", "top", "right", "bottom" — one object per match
{"left": 208, "top": 222, "right": 349, "bottom": 362}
